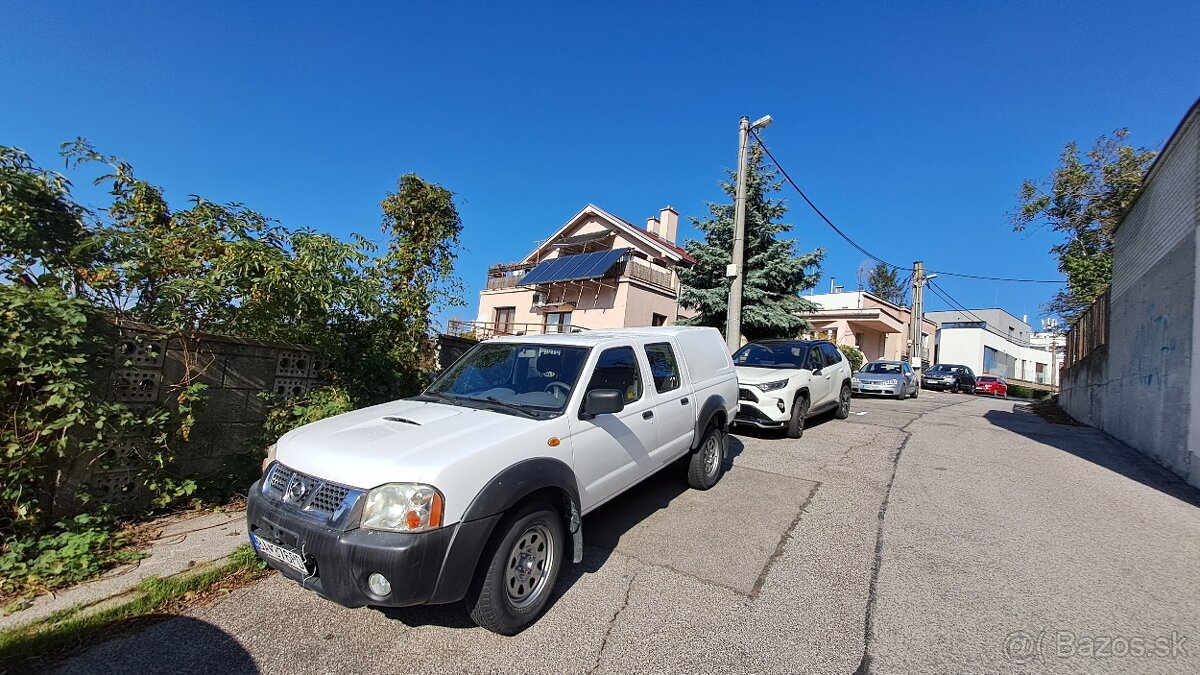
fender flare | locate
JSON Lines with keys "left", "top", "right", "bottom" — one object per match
{"left": 428, "top": 457, "right": 583, "bottom": 604}
{"left": 691, "top": 394, "right": 732, "bottom": 450}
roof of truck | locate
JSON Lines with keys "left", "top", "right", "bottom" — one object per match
{"left": 486, "top": 326, "right": 720, "bottom": 347}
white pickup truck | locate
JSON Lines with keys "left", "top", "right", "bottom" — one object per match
{"left": 247, "top": 327, "right": 737, "bottom": 634}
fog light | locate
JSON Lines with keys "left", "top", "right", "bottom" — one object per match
{"left": 777, "top": 399, "right": 786, "bottom": 413}
{"left": 367, "top": 573, "right": 392, "bottom": 597}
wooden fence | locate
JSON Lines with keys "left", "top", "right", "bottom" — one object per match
{"left": 1063, "top": 290, "right": 1109, "bottom": 369}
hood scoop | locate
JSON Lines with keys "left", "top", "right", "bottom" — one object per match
{"left": 384, "top": 416, "right": 421, "bottom": 426}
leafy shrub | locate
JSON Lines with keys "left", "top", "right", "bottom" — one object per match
{"left": 0, "top": 514, "right": 142, "bottom": 597}
{"left": 261, "top": 385, "right": 358, "bottom": 451}
{"left": 839, "top": 345, "right": 864, "bottom": 372}
{"left": 1006, "top": 383, "right": 1051, "bottom": 400}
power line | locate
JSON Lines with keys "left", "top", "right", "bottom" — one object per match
{"left": 748, "top": 129, "right": 1064, "bottom": 285}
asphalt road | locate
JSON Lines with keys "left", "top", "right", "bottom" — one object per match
{"left": 57, "top": 391, "right": 1200, "bottom": 674}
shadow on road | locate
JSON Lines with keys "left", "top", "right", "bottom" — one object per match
{"left": 983, "top": 406, "right": 1200, "bottom": 509}
{"left": 380, "top": 433, "right": 751, "bottom": 630}
{"left": 44, "top": 615, "right": 258, "bottom": 674}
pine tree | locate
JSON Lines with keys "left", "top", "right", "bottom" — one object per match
{"left": 678, "top": 149, "right": 824, "bottom": 341}
{"left": 865, "top": 261, "right": 907, "bottom": 305}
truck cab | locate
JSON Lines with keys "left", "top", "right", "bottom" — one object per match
{"left": 247, "top": 327, "right": 737, "bottom": 634}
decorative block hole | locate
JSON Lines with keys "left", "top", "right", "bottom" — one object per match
{"left": 115, "top": 337, "right": 165, "bottom": 368}
{"left": 273, "top": 377, "right": 310, "bottom": 400}
{"left": 276, "top": 351, "right": 311, "bottom": 378}
{"left": 307, "top": 356, "right": 328, "bottom": 379}
{"left": 112, "top": 369, "right": 161, "bottom": 403}
{"left": 88, "top": 471, "right": 139, "bottom": 504}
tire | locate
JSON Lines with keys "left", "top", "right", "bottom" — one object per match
{"left": 895, "top": 387, "right": 905, "bottom": 401}
{"left": 465, "top": 500, "right": 564, "bottom": 635}
{"left": 687, "top": 424, "right": 725, "bottom": 489}
{"left": 834, "top": 384, "right": 851, "bottom": 419}
{"left": 786, "top": 394, "right": 809, "bottom": 438}
{"left": 911, "top": 386, "right": 919, "bottom": 399}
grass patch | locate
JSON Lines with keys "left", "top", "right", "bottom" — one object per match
{"left": 0, "top": 545, "right": 267, "bottom": 670}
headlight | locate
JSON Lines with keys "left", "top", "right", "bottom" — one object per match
{"left": 851, "top": 377, "right": 862, "bottom": 384}
{"left": 361, "top": 483, "right": 444, "bottom": 532}
{"left": 882, "top": 378, "right": 899, "bottom": 385}
{"left": 943, "top": 376, "right": 955, "bottom": 382}
{"left": 755, "top": 379, "right": 789, "bottom": 392}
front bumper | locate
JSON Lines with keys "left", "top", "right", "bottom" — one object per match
{"left": 247, "top": 481, "right": 500, "bottom": 608}
{"left": 733, "top": 389, "right": 789, "bottom": 427}
{"left": 921, "top": 380, "right": 954, "bottom": 390}
{"left": 851, "top": 381, "right": 903, "bottom": 396}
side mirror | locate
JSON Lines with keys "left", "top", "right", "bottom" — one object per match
{"left": 812, "top": 367, "right": 823, "bottom": 375}
{"left": 581, "top": 389, "right": 624, "bottom": 419}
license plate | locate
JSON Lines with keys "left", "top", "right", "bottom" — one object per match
{"left": 250, "top": 532, "right": 308, "bottom": 574}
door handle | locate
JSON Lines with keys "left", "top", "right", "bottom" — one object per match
{"left": 642, "top": 411, "right": 654, "bottom": 420}
{"left": 680, "top": 397, "right": 689, "bottom": 405}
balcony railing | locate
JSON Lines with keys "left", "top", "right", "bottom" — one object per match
{"left": 482, "top": 258, "right": 677, "bottom": 292}
{"left": 446, "top": 319, "right": 591, "bottom": 341}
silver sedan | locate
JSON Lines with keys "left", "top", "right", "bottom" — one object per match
{"left": 850, "top": 360, "right": 919, "bottom": 399}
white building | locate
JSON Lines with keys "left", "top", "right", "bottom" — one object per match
{"left": 926, "top": 309, "right": 1057, "bottom": 386}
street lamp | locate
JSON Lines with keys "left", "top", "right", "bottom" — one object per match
{"left": 725, "top": 114, "right": 773, "bottom": 353}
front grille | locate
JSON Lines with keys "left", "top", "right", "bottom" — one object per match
{"left": 309, "top": 483, "right": 351, "bottom": 514}
{"left": 263, "top": 463, "right": 361, "bottom": 524}
{"left": 738, "top": 387, "right": 758, "bottom": 402}
{"left": 269, "top": 465, "right": 293, "bottom": 493}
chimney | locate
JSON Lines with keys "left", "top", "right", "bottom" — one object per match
{"left": 658, "top": 206, "right": 679, "bottom": 244}
{"left": 646, "top": 216, "right": 661, "bottom": 237}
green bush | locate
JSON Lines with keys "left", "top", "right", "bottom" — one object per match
{"left": 0, "top": 514, "right": 142, "bottom": 598}
{"left": 839, "top": 345, "right": 864, "bottom": 372}
{"left": 261, "top": 385, "right": 359, "bottom": 450}
{"left": 1006, "top": 383, "right": 1051, "bottom": 400}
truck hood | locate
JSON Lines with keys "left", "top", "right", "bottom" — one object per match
{"left": 735, "top": 366, "right": 802, "bottom": 385}
{"left": 273, "top": 398, "right": 542, "bottom": 489}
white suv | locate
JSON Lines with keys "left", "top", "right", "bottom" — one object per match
{"left": 732, "top": 339, "right": 852, "bottom": 438}
{"left": 248, "top": 327, "right": 737, "bottom": 635}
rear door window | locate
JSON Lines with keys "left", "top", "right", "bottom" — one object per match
{"left": 818, "top": 343, "right": 843, "bottom": 366}
{"left": 644, "top": 343, "right": 681, "bottom": 393}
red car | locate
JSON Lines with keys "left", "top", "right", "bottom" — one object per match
{"left": 975, "top": 375, "right": 1008, "bottom": 397}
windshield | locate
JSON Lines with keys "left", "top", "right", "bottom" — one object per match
{"left": 732, "top": 342, "right": 806, "bottom": 369}
{"left": 424, "top": 343, "right": 589, "bottom": 414}
{"left": 978, "top": 376, "right": 997, "bottom": 382}
{"left": 862, "top": 362, "right": 902, "bottom": 374}
{"left": 927, "top": 365, "right": 961, "bottom": 374}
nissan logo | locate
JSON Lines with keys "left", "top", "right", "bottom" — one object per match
{"left": 286, "top": 476, "right": 308, "bottom": 501}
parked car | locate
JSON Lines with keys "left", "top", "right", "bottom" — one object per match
{"left": 921, "top": 363, "right": 977, "bottom": 393}
{"left": 851, "top": 360, "right": 919, "bottom": 399}
{"left": 974, "top": 375, "right": 1008, "bottom": 397}
{"left": 731, "top": 339, "right": 852, "bottom": 438}
{"left": 247, "top": 327, "right": 737, "bottom": 635}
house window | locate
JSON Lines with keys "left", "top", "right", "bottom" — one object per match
{"left": 544, "top": 311, "right": 572, "bottom": 334}
{"left": 651, "top": 313, "right": 667, "bottom": 326}
{"left": 494, "top": 307, "right": 515, "bottom": 334}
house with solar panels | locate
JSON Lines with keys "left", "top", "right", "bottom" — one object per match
{"left": 464, "top": 204, "right": 697, "bottom": 338}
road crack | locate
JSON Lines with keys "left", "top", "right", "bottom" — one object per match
{"left": 589, "top": 568, "right": 639, "bottom": 674}
{"left": 853, "top": 398, "right": 975, "bottom": 675}
{"left": 751, "top": 481, "right": 821, "bottom": 599}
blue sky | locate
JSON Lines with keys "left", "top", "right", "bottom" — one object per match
{"left": 4, "top": 2, "right": 1198, "bottom": 329}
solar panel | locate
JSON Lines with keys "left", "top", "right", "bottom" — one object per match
{"left": 519, "top": 248, "right": 630, "bottom": 285}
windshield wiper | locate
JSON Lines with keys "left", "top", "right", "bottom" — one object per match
{"left": 418, "top": 391, "right": 460, "bottom": 406}
{"left": 465, "top": 396, "right": 541, "bottom": 419}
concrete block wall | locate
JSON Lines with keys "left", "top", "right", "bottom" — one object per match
{"left": 1060, "top": 100, "right": 1200, "bottom": 489}
{"left": 88, "top": 327, "right": 321, "bottom": 507}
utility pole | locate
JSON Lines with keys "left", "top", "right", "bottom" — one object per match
{"left": 909, "top": 261, "right": 933, "bottom": 370}
{"left": 725, "top": 114, "right": 772, "bottom": 353}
